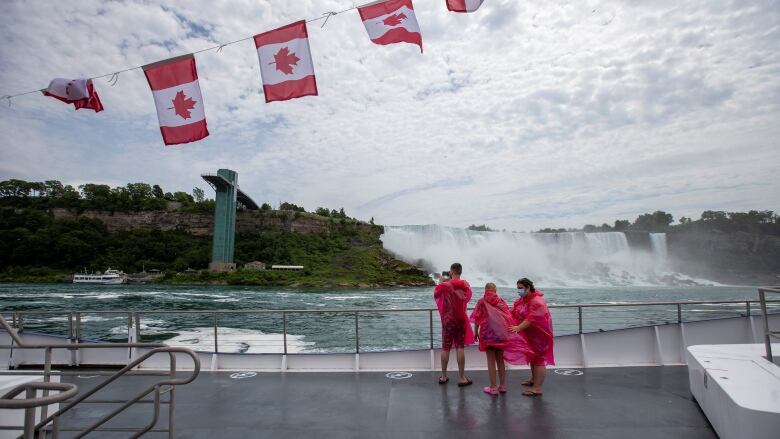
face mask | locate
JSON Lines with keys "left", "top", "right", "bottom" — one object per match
{"left": 517, "top": 289, "right": 526, "bottom": 297}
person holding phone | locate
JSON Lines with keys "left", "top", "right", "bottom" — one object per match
{"left": 433, "top": 262, "right": 474, "bottom": 386}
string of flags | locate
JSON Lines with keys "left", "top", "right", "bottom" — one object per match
{"left": 5, "top": 0, "right": 485, "bottom": 146}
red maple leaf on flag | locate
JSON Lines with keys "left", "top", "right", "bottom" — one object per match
{"left": 382, "top": 13, "right": 407, "bottom": 27}
{"left": 169, "top": 90, "right": 197, "bottom": 119}
{"left": 271, "top": 47, "right": 300, "bottom": 75}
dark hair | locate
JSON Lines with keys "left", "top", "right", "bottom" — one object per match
{"left": 517, "top": 278, "right": 535, "bottom": 292}
{"left": 450, "top": 262, "right": 462, "bottom": 275}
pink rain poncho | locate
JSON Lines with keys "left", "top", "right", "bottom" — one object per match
{"left": 469, "top": 289, "right": 534, "bottom": 365}
{"left": 434, "top": 279, "right": 475, "bottom": 349}
{"left": 511, "top": 291, "right": 555, "bottom": 366}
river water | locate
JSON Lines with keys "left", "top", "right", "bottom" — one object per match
{"left": 1, "top": 283, "right": 772, "bottom": 354}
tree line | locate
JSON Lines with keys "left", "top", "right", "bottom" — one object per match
{"left": 0, "top": 178, "right": 214, "bottom": 212}
{"left": 536, "top": 210, "right": 780, "bottom": 235}
{"left": 0, "top": 179, "right": 359, "bottom": 220}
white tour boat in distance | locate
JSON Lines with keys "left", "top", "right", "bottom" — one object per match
{"left": 72, "top": 268, "right": 127, "bottom": 284}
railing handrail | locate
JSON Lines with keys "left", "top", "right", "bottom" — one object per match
{"left": 36, "top": 346, "right": 200, "bottom": 437}
{"left": 0, "top": 314, "right": 201, "bottom": 438}
{"left": 3, "top": 298, "right": 779, "bottom": 357}
{"left": 3, "top": 298, "right": 780, "bottom": 316}
{"left": 0, "top": 382, "right": 78, "bottom": 409}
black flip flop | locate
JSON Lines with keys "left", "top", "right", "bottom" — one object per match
{"left": 438, "top": 377, "right": 449, "bottom": 384}
{"left": 457, "top": 379, "right": 473, "bottom": 387}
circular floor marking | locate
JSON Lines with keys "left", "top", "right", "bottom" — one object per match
{"left": 230, "top": 371, "right": 258, "bottom": 380}
{"left": 554, "top": 369, "right": 584, "bottom": 376}
{"left": 386, "top": 372, "right": 413, "bottom": 380}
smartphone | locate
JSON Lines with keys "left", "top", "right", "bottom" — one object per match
{"left": 441, "top": 271, "right": 451, "bottom": 278}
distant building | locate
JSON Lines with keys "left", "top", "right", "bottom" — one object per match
{"left": 270, "top": 265, "right": 304, "bottom": 271}
{"left": 244, "top": 261, "right": 267, "bottom": 271}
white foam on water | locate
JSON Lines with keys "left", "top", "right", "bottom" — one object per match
{"left": 164, "top": 327, "right": 313, "bottom": 353}
{"left": 321, "top": 295, "right": 371, "bottom": 301}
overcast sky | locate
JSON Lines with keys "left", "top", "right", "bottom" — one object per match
{"left": 1, "top": 0, "right": 778, "bottom": 231}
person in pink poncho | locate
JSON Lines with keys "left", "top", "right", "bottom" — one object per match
{"left": 434, "top": 262, "right": 474, "bottom": 386}
{"left": 471, "top": 282, "right": 534, "bottom": 395}
{"left": 511, "top": 278, "right": 555, "bottom": 397}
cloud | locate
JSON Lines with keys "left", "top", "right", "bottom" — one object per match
{"left": 0, "top": 0, "right": 778, "bottom": 232}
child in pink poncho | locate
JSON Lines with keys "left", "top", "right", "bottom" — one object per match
{"left": 470, "top": 283, "right": 534, "bottom": 396}
{"left": 511, "top": 277, "right": 555, "bottom": 397}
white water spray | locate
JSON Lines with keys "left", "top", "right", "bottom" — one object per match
{"left": 380, "top": 225, "right": 715, "bottom": 287}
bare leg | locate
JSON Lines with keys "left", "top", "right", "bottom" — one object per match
{"left": 440, "top": 349, "right": 450, "bottom": 381}
{"left": 486, "top": 349, "right": 496, "bottom": 388}
{"left": 496, "top": 350, "right": 506, "bottom": 386}
{"left": 530, "top": 365, "right": 546, "bottom": 393}
{"left": 456, "top": 348, "right": 468, "bottom": 383}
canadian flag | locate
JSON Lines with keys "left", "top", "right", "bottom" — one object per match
{"left": 254, "top": 20, "right": 318, "bottom": 103}
{"left": 143, "top": 54, "right": 209, "bottom": 146}
{"left": 43, "top": 78, "right": 104, "bottom": 112}
{"left": 358, "top": 0, "right": 423, "bottom": 52}
{"left": 446, "top": 0, "right": 484, "bottom": 13}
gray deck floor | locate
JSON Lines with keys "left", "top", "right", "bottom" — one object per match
{"left": 56, "top": 366, "right": 715, "bottom": 438}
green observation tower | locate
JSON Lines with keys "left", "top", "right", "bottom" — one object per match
{"left": 201, "top": 169, "right": 258, "bottom": 272}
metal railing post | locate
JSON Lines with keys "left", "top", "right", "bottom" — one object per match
{"left": 677, "top": 304, "right": 682, "bottom": 323}
{"left": 429, "top": 310, "right": 434, "bottom": 350}
{"left": 75, "top": 313, "right": 81, "bottom": 340}
{"left": 578, "top": 307, "right": 583, "bottom": 334}
{"left": 135, "top": 312, "right": 142, "bottom": 343}
{"left": 282, "top": 312, "right": 288, "bottom": 355}
{"left": 746, "top": 301, "right": 751, "bottom": 317}
{"left": 127, "top": 312, "right": 133, "bottom": 342}
{"left": 168, "top": 352, "right": 176, "bottom": 439}
{"left": 41, "top": 347, "right": 52, "bottom": 425}
{"left": 759, "top": 289, "right": 773, "bottom": 362}
{"left": 213, "top": 313, "right": 219, "bottom": 354}
{"left": 355, "top": 312, "right": 360, "bottom": 354}
{"left": 67, "top": 313, "right": 73, "bottom": 340}
{"left": 23, "top": 387, "right": 36, "bottom": 439}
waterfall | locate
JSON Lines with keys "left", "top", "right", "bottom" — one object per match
{"left": 380, "top": 225, "right": 709, "bottom": 287}
{"left": 649, "top": 233, "right": 668, "bottom": 258}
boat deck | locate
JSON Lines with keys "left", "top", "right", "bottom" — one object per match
{"left": 54, "top": 365, "right": 715, "bottom": 438}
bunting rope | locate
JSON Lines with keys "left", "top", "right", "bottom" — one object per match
{"left": 0, "top": 0, "right": 373, "bottom": 102}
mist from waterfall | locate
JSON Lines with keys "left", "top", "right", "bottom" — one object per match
{"left": 380, "top": 225, "right": 718, "bottom": 287}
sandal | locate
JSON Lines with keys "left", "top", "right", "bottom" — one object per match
{"left": 457, "top": 379, "right": 473, "bottom": 387}
{"left": 438, "top": 377, "right": 449, "bottom": 384}
{"left": 522, "top": 389, "right": 543, "bottom": 397}
{"left": 497, "top": 384, "right": 507, "bottom": 393}
{"left": 521, "top": 379, "right": 534, "bottom": 386}
{"left": 483, "top": 386, "right": 498, "bottom": 396}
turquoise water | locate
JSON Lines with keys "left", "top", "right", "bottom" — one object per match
{"left": 0, "top": 283, "right": 772, "bottom": 353}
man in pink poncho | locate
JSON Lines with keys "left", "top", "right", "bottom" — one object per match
{"left": 434, "top": 262, "right": 474, "bottom": 386}
{"left": 511, "top": 277, "right": 555, "bottom": 396}
{"left": 470, "top": 283, "right": 534, "bottom": 395}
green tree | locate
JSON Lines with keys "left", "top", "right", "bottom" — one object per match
{"left": 152, "top": 185, "right": 165, "bottom": 199}
{"left": 192, "top": 187, "right": 205, "bottom": 202}
{"left": 632, "top": 211, "right": 674, "bottom": 231}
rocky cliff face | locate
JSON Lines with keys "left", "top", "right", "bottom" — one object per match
{"left": 667, "top": 229, "right": 780, "bottom": 284}
{"left": 50, "top": 208, "right": 359, "bottom": 237}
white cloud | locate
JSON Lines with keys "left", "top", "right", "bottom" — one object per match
{"left": 0, "top": 0, "right": 778, "bottom": 231}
